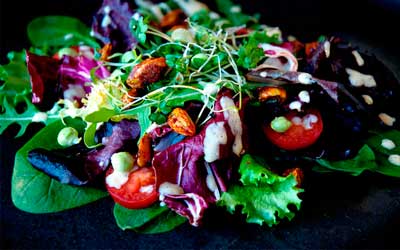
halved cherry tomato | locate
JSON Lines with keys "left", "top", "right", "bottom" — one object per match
{"left": 263, "top": 109, "right": 323, "bottom": 150}
{"left": 106, "top": 167, "right": 158, "bottom": 209}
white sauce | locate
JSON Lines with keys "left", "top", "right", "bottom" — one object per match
{"left": 388, "top": 154, "right": 400, "bottom": 166}
{"left": 297, "top": 73, "right": 313, "bottom": 84}
{"left": 63, "top": 84, "right": 86, "bottom": 101}
{"left": 361, "top": 94, "right": 373, "bottom": 105}
{"left": 32, "top": 112, "right": 48, "bottom": 123}
{"left": 298, "top": 90, "right": 310, "bottom": 103}
{"left": 204, "top": 122, "right": 228, "bottom": 162}
{"left": 289, "top": 101, "right": 302, "bottom": 111}
{"left": 291, "top": 116, "right": 302, "bottom": 125}
{"left": 101, "top": 14, "right": 112, "bottom": 28}
{"left": 352, "top": 50, "right": 365, "bottom": 66}
{"left": 381, "top": 139, "right": 396, "bottom": 150}
{"left": 302, "top": 114, "right": 318, "bottom": 130}
{"left": 132, "top": 12, "right": 141, "bottom": 21}
{"left": 106, "top": 171, "right": 129, "bottom": 189}
{"left": 230, "top": 6, "right": 241, "bottom": 13}
{"left": 324, "top": 41, "right": 331, "bottom": 58}
{"left": 158, "top": 182, "right": 184, "bottom": 196}
{"left": 220, "top": 96, "right": 244, "bottom": 156}
{"left": 173, "top": 0, "right": 208, "bottom": 16}
{"left": 139, "top": 185, "right": 154, "bottom": 194}
{"left": 203, "top": 84, "right": 219, "bottom": 96}
{"left": 346, "top": 68, "right": 377, "bottom": 87}
{"left": 259, "top": 71, "right": 268, "bottom": 78}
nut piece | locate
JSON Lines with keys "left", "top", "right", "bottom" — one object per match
{"left": 258, "top": 86, "right": 287, "bottom": 102}
{"left": 167, "top": 108, "right": 196, "bottom": 136}
{"left": 137, "top": 133, "right": 153, "bottom": 167}
{"left": 160, "top": 9, "right": 186, "bottom": 30}
{"left": 99, "top": 43, "right": 113, "bottom": 61}
{"left": 126, "top": 57, "right": 168, "bottom": 89}
{"left": 122, "top": 88, "right": 139, "bottom": 104}
{"left": 283, "top": 167, "right": 304, "bottom": 187}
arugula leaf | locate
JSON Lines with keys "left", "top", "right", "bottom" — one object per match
{"left": 27, "top": 16, "right": 99, "bottom": 51}
{"left": 114, "top": 203, "right": 187, "bottom": 233}
{"left": 12, "top": 118, "right": 108, "bottom": 213}
{"left": 218, "top": 154, "right": 302, "bottom": 226}
{"left": 237, "top": 31, "right": 281, "bottom": 69}
{"left": 0, "top": 51, "right": 30, "bottom": 99}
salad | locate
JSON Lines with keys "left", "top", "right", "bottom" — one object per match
{"left": 1, "top": 0, "right": 400, "bottom": 234}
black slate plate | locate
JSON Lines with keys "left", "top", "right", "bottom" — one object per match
{"left": 1, "top": 1, "right": 400, "bottom": 249}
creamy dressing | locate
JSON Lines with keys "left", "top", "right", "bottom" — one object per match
{"left": 32, "top": 112, "right": 48, "bottom": 123}
{"left": 302, "top": 114, "right": 318, "bottom": 130}
{"left": 298, "top": 90, "right": 310, "bottom": 103}
{"left": 388, "top": 154, "right": 400, "bottom": 166}
{"left": 203, "top": 122, "right": 227, "bottom": 162}
{"left": 105, "top": 171, "right": 129, "bottom": 189}
{"left": 297, "top": 73, "right": 313, "bottom": 84}
{"left": 63, "top": 84, "right": 86, "bottom": 101}
{"left": 379, "top": 113, "right": 396, "bottom": 126}
{"left": 352, "top": 50, "right": 365, "bottom": 66}
{"left": 361, "top": 94, "right": 373, "bottom": 105}
{"left": 346, "top": 68, "right": 377, "bottom": 87}
{"left": 381, "top": 139, "right": 396, "bottom": 150}
{"left": 289, "top": 101, "right": 302, "bottom": 111}
{"left": 220, "top": 96, "right": 244, "bottom": 156}
{"left": 173, "top": 0, "right": 208, "bottom": 16}
{"left": 324, "top": 41, "right": 331, "bottom": 58}
{"left": 158, "top": 182, "right": 184, "bottom": 196}
{"left": 139, "top": 185, "right": 154, "bottom": 194}
{"left": 203, "top": 83, "right": 219, "bottom": 96}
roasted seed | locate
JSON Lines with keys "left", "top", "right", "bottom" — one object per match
{"left": 167, "top": 108, "right": 196, "bottom": 136}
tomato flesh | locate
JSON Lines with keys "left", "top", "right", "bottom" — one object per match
{"left": 106, "top": 167, "right": 158, "bottom": 209}
{"left": 263, "top": 109, "right": 323, "bottom": 150}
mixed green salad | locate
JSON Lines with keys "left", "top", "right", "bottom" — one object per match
{"left": 1, "top": 0, "right": 400, "bottom": 233}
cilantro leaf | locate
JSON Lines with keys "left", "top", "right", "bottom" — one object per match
{"left": 218, "top": 154, "right": 303, "bottom": 226}
{"left": 237, "top": 31, "right": 281, "bottom": 69}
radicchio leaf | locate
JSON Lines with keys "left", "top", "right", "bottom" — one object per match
{"left": 91, "top": 0, "right": 137, "bottom": 52}
{"left": 26, "top": 51, "right": 61, "bottom": 110}
{"left": 152, "top": 93, "right": 242, "bottom": 226}
{"left": 59, "top": 55, "right": 110, "bottom": 101}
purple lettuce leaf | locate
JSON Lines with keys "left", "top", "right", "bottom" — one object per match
{"left": 26, "top": 51, "right": 61, "bottom": 110}
{"left": 152, "top": 94, "right": 240, "bottom": 226}
{"left": 59, "top": 55, "right": 110, "bottom": 100}
{"left": 91, "top": 0, "right": 137, "bottom": 52}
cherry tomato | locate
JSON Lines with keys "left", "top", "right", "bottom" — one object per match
{"left": 263, "top": 109, "right": 323, "bottom": 150}
{"left": 106, "top": 167, "right": 158, "bottom": 209}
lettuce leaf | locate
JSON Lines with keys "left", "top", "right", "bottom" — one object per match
{"left": 218, "top": 154, "right": 303, "bottom": 226}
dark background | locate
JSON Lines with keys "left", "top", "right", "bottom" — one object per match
{"left": 1, "top": 0, "right": 400, "bottom": 249}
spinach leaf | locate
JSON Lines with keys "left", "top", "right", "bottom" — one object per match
{"left": 313, "top": 130, "right": 400, "bottom": 177}
{"left": 27, "top": 16, "right": 99, "bottom": 50}
{"left": 0, "top": 51, "right": 30, "bottom": 98}
{"left": 114, "top": 203, "right": 187, "bottom": 234}
{"left": 12, "top": 118, "right": 108, "bottom": 213}
{"left": 366, "top": 130, "right": 400, "bottom": 177}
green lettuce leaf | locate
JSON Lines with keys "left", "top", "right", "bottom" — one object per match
{"left": 12, "top": 118, "right": 108, "bottom": 213}
{"left": 114, "top": 203, "right": 187, "bottom": 234}
{"left": 218, "top": 154, "right": 303, "bottom": 226}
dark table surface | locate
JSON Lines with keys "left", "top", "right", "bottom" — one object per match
{"left": 1, "top": 0, "right": 400, "bottom": 249}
